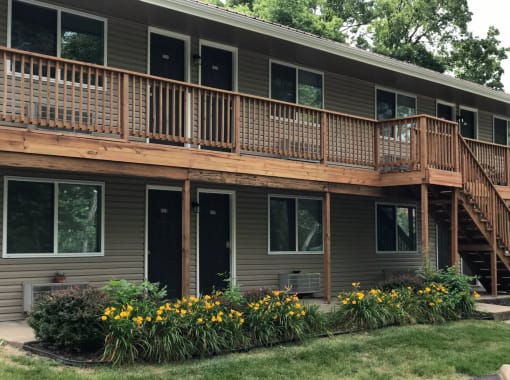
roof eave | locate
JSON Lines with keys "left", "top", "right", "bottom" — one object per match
{"left": 141, "top": 0, "right": 510, "bottom": 104}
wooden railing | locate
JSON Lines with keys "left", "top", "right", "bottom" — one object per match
{"left": 0, "top": 46, "right": 461, "bottom": 176}
{"left": 465, "top": 138, "right": 509, "bottom": 186}
{"left": 459, "top": 138, "right": 510, "bottom": 256}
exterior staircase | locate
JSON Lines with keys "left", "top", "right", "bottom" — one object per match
{"left": 429, "top": 136, "right": 510, "bottom": 294}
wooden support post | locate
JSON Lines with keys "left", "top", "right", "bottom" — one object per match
{"left": 420, "top": 116, "right": 428, "bottom": 177}
{"left": 451, "top": 189, "right": 459, "bottom": 270}
{"left": 234, "top": 94, "right": 241, "bottom": 154}
{"left": 506, "top": 148, "right": 510, "bottom": 186}
{"left": 181, "top": 178, "right": 191, "bottom": 297}
{"left": 491, "top": 194, "right": 498, "bottom": 296}
{"left": 452, "top": 122, "right": 459, "bottom": 173}
{"left": 121, "top": 73, "right": 130, "bottom": 141}
{"left": 374, "top": 122, "right": 379, "bottom": 170}
{"left": 320, "top": 112, "right": 328, "bottom": 165}
{"left": 323, "top": 191, "right": 331, "bottom": 303}
{"left": 421, "top": 183, "right": 429, "bottom": 266}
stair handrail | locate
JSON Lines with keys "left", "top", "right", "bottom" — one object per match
{"left": 458, "top": 135, "right": 510, "bottom": 254}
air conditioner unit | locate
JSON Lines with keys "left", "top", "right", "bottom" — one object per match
{"left": 23, "top": 282, "right": 89, "bottom": 313}
{"left": 279, "top": 273, "right": 321, "bottom": 294}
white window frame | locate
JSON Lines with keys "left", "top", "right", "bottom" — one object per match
{"left": 458, "top": 105, "right": 478, "bottom": 139}
{"left": 198, "top": 39, "right": 238, "bottom": 91}
{"left": 493, "top": 115, "right": 510, "bottom": 146}
{"left": 269, "top": 59, "right": 324, "bottom": 109}
{"left": 436, "top": 100, "right": 456, "bottom": 121}
{"left": 268, "top": 194, "right": 324, "bottom": 255}
{"left": 147, "top": 26, "right": 191, "bottom": 82}
{"left": 2, "top": 176, "right": 105, "bottom": 258}
{"left": 374, "top": 86, "right": 417, "bottom": 120}
{"left": 7, "top": 0, "right": 108, "bottom": 66}
{"left": 375, "top": 202, "right": 418, "bottom": 254}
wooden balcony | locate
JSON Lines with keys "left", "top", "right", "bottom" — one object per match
{"left": 0, "top": 47, "right": 462, "bottom": 190}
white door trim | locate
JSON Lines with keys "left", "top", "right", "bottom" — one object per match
{"left": 198, "top": 39, "right": 238, "bottom": 91}
{"left": 196, "top": 188, "right": 237, "bottom": 296}
{"left": 145, "top": 185, "right": 182, "bottom": 281}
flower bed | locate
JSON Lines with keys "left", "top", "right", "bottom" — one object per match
{"left": 27, "top": 267, "right": 481, "bottom": 366}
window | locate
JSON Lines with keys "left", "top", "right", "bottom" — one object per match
{"left": 436, "top": 102, "right": 455, "bottom": 121}
{"left": 3, "top": 178, "right": 104, "bottom": 257}
{"left": 376, "top": 89, "right": 416, "bottom": 120}
{"left": 494, "top": 117, "right": 510, "bottom": 146}
{"left": 269, "top": 196, "right": 323, "bottom": 253}
{"left": 459, "top": 108, "right": 477, "bottom": 139}
{"left": 11, "top": 0, "right": 106, "bottom": 65}
{"left": 270, "top": 62, "right": 323, "bottom": 108}
{"left": 376, "top": 204, "right": 417, "bottom": 253}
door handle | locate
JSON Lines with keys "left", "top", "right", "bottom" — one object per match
{"left": 226, "top": 241, "right": 230, "bottom": 249}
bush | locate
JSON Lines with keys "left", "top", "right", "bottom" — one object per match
{"left": 103, "top": 279, "right": 167, "bottom": 316}
{"left": 28, "top": 287, "right": 109, "bottom": 353}
{"left": 333, "top": 269, "right": 479, "bottom": 331}
{"left": 378, "top": 273, "right": 425, "bottom": 291}
{"left": 101, "top": 288, "right": 320, "bottom": 365}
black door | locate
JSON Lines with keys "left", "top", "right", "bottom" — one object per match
{"left": 459, "top": 109, "right": 476, "bottom": 138}
{"left": 436, "top": 222, "right": 451, "bottom": 269}
{"left": 149, "top": 34, "right": 186, "bottom": 140}
{"left": 199, "top": 193, "right": 231, "bottom": 295}
{"left": 148, "top": 189, "right": 182, "bottom": 298}
{"left": 201, "top": 46, "right": 233, "bottom": 91}
{"left": 150, "top": 33, "right": 185, "bottom": 81}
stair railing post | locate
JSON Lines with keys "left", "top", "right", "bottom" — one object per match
{"left": 491, "top": 191, "right": 498, "bottom": 296}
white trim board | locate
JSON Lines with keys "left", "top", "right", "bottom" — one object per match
{"left": 140, "top": 0, "right": 510, "bottom": 105}
{"left": 196, "top": 188, "right": 236, "bottom": 297}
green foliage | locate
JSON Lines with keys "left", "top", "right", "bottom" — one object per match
{"left": 333, "top": 269, "right": 479, "bottom": 331}
{"left": 449, "top": 26, "right": 509, "bottom": 90}
{"left": 378, "top": 272, "right": 425, "bottom": 291}
{"left": 101, "top": 289, "right": 319, "bottom": 365}
{"left": 103, "top": 279, "right": 167, "bottom": 312}
{"left": 28, "top": 287, "right": 109, "bottom": 353}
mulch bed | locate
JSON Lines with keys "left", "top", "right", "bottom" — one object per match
{"left": 23, "top": 341, "right": 108, "bottom": 367}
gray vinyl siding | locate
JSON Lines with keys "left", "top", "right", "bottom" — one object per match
{"left": 238, "top": 49, "right": 268, "bottom": 97}
{"left": 417, "top": 95, "right": 436, "bottom": 116}
{"left": 325, "top": 72, "right": 374, "bottom": 119}
{"left": 478, "top": 110, "right": 493, "bottom": 142}
{"left": 235, "top": 188, "right": 324, "bottom": 292}
{"left": 330, "top": 194, "right": 436, "bottom": 293}
{"left": 108, "top": 18, "right": 147, "bottom": 73}
{"left": 0, "top": 0, "right": 6, "bottom": 46}
{"left": 0, "top": 171, "right": 146, "bottom": 321}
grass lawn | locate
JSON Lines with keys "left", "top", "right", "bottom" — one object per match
{"left": 1, "top": 320, "right": 510, "bottom": 380}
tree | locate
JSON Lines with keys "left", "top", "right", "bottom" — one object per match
{"left": 449, "top": 27, "right": 509, "bottom": 90}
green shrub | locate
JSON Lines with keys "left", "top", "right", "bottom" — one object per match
{"left": 28, "top": 287, "right": 108, "bottom": 353}
{"left": 243, "top": 291, "right": 311, "bottom": 345}
{"left": 378, "top": 273, "right": 425, "bottom": 291}
{"left": 103, "top": 279, "right": 167, "bottom": 316}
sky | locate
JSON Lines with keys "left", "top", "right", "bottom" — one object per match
{"left": 467, "top": 0, "right": 510, "bottom": 92}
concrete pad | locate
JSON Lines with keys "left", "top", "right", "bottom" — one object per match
{"left": 476, "top": 303, "right": 510, "bottom": 321}
{"left": 0, "top": 320, "right": 35, "bottom": 347}
{"left": 499, "top": 364, "right": 510, "bottom": 380}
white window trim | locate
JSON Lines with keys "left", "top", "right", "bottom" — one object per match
{"left": 269, "top": 58, "right": 324, "bottom": 109}
{"left": 147, "top": 26, "right": 191, "bottom": 82}
{"left": 268, "top": 194, "right": 324, "bottom": 255}
{"left": 198, "top": 39, "right": 238, "bottom": 91}
{"left": 375, "top": 202, "right": 418, "bottom": 254}
{"left": 374, "top": 86, "right": 417, "bottom": 120}
{"left": 196, "top": 188, "right": 237, "bottom": 297}
{"left": 436, "top": 100, "right": 456, "bottom": 121}
{"left": 493, "top": 115, "right": 510, "bottom": 146}
{"left": 7, "top": 0, "right": 108, "bottom": 66}
{"left": 2, "top": 176, "right": 105, "bottom": 258}
{"left": 458, "top": 105, "right": 478, "bottom": 139}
